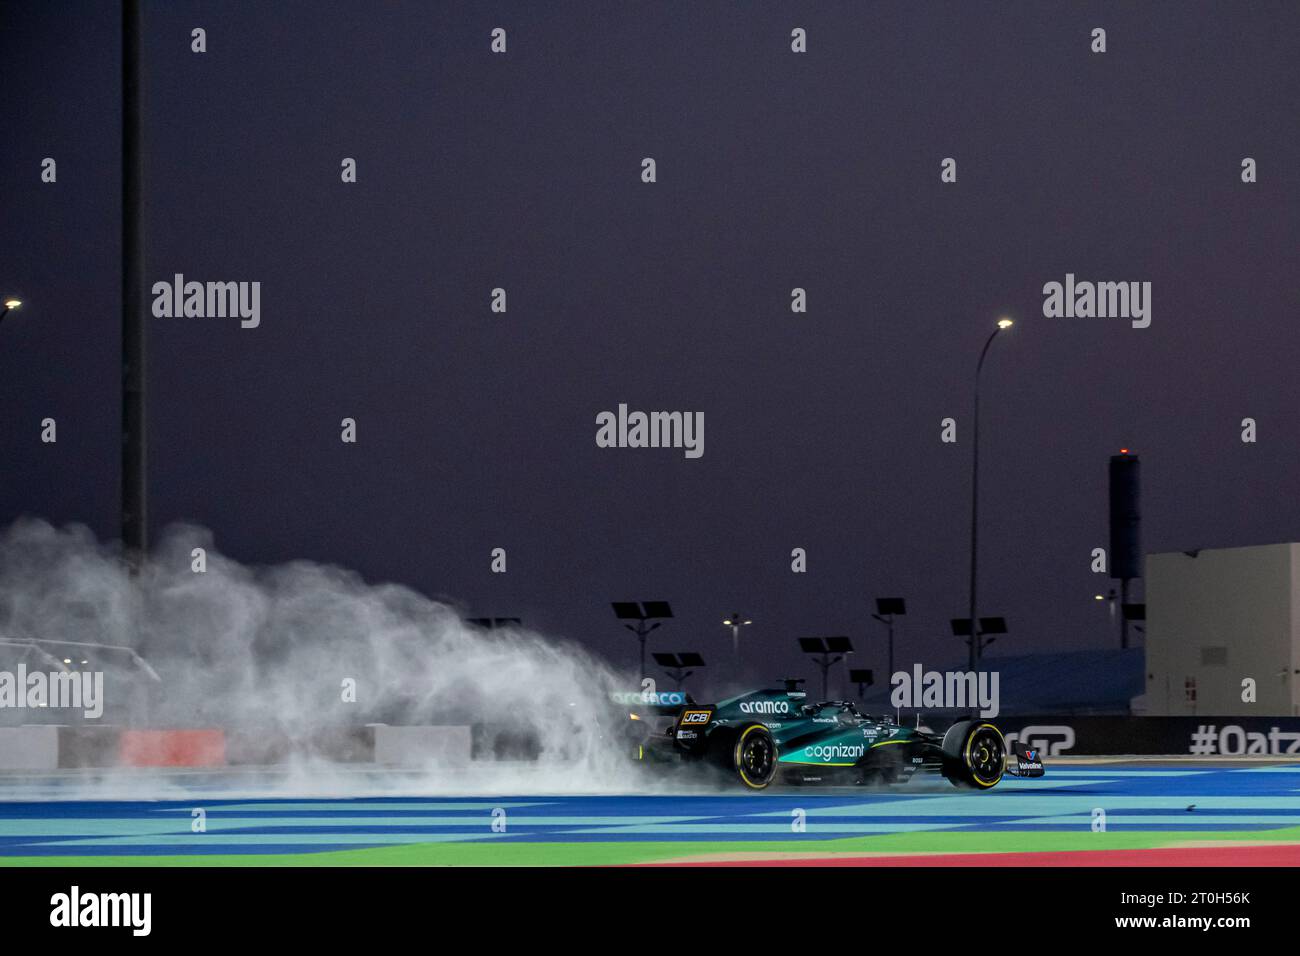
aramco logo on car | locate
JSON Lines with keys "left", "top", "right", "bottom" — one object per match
{"left": 739, "top": 700, "right": 789, "bottom": 715}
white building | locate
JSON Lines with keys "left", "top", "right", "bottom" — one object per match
{"left": 1145, "top": 543, "right": 1300, "bottom": 716}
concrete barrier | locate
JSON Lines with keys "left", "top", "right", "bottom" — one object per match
{"left": 224, "top": 726, "right": 375, "bottom": 765}
{"left": 0, "top": 725, "right": 481, "bottom": 770}
{"left": 56, "top": 726, "right": 120, "bottom": 768}
{"left": 993, "top": 715, "right": 1300, "bottom": 757}
{"left": 0, "top": 726, "right": 59, "bottom": 770}
{"left": 372, "top": 725, "right": 471, "bottom": 766}
{"left": 118, "top": 729, "right": 226, "bottom": 767}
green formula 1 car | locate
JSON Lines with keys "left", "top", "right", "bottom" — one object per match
{"left": 632, "top": 680, "right": 1045, "bottom": 790}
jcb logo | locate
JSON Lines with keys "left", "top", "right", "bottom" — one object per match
{"left": 680, "top": 710, "right": 711, "bottom": 725}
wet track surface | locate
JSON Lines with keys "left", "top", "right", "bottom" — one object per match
{"left": 1, "top": 763, "right": 1299, "bottom": 857}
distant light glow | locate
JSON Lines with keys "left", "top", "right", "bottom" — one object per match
{"left": 997, "top": 317, "right": 1014, "bottom": 329}
{"left": 3, "top": 299, "right": 20, "bottom": 309}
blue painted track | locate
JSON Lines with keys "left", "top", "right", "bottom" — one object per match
{"left": 0, "top": 764, "right": 1297, "bottom": 856}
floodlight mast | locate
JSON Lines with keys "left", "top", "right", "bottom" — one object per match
{"left": 612, "top": 601, "right": 673, "bottom": 680}
{"left": 871, "top": 598, "right": 905, "bottom": 683}
{"left": 464, "top": 617, "right": 522, "bottom": 630}
{"left": 848, "top": 668, "right": 874, "bottom": 699}
{"left": 653, "top": 651, "right": 705, "bottom": 690}
{"left": 798, "top": 636, "right": 854, "bottom": 699}
{"left": 813, "top": 653, "right": 838, "bottom": 700}
{"left": 628, "top": 620, "right": 659, "bottom": 680}
{"left": 950, "top": 616, "right": 1007, "bottom": 659}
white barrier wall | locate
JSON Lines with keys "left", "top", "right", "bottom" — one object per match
{"left": 0, "top": 726, "right": 60, "bottom": 770}
{"left": 1146, "top": 543, "right": 1300, "bottom": 716}
{"left": 372, "top": 726, "right": 472, "bottom": 766}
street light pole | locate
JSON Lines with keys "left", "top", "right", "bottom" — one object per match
{"left": 884, "top": 614, "right": 895, "bottom": 679}
{"left": 121, "top": 0, "right": 148, "bottom": 568}
{"left": 611, "top": 602, "right": 672, "bottom": 682}
{"left": 634, "top": 619, "right": 656, "bottom": 680}
{"left": 871, "top": 598, "right": 905, "bottom": 683}
{"left": 968, "top": 318, "right": 1013, "bottom": 670}
{"left": 798, "top": 637, "right": 854, "bottom": 700}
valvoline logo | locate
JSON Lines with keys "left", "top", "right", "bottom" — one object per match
{"left": 1026, "top": 749, "right": 1038, "bottom": 761}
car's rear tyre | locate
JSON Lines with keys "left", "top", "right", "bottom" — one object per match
{"left": 710, "top": 724, "right": 778, "bottom": 789}
{"left": 941, "top": 720, "right": 1006, "bottom": 790}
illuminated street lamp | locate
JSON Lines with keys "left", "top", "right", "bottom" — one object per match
{"left": 1096, "top": 588, "right": 1118, "bottom": 631}
{"left": 722, "top": 612, "right": 752, "bottom": 667}
{"left": 0, "top": 297, "right": 23, "bottom": 328}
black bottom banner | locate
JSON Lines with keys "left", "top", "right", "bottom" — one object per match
{"left": 0, "top": 864, "right": 1285, "bottom": 943}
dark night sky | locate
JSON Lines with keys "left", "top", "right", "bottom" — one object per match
{"left": 2, "top": 1, "right": 1298, "bottom": 696}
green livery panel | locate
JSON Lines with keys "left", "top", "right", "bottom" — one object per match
{"left": 631, "top": 679, "right": 1044, "bottom": 790}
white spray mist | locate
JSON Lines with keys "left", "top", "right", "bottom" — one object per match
{"left": 0, "top": 519, "right": 653, "bottom": 797}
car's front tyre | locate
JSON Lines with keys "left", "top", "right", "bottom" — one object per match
{"left": 941, "top": 720, "right": 1006, "bottom": 790}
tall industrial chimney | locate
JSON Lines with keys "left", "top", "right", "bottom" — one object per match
{"left": 1109, "top": 450, "right": 1141, "bottom": 648}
